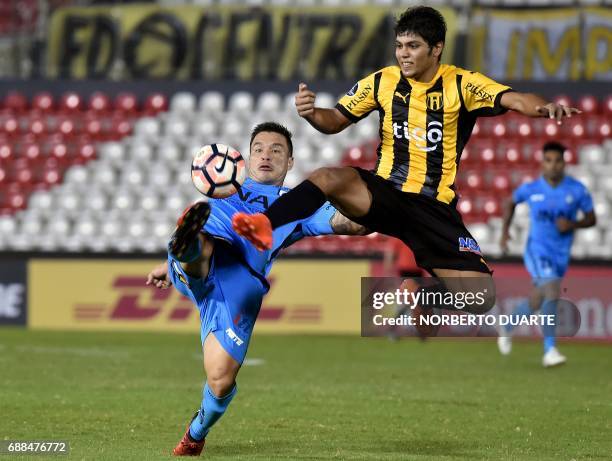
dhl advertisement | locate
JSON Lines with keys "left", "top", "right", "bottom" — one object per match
{"left": 46, "top": 5, "right": 456, "bottom": 80}
{"left": 28, "top": 259, "right": 369, "bottom": 334}
{"left": 469, "top": 8, "right": 611, "bottom": 81}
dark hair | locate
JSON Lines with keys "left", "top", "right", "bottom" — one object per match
{"left": 250, "top": 121, "right": 293, "bottom": 157}
{"left": 542, "top": 141, "right": 566, "bottom": 160}
{"left": 395, "top": 6, "right": 446, "bottom": 61}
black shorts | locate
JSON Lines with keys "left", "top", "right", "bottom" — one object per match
{"left": 351, "top": 167, "right": 491, "bottom": 274}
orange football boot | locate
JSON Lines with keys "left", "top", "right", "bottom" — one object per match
{"left": 232, "top": 212, "right": 273, "bottom": 251}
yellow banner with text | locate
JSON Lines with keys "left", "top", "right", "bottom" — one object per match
{"left": 47, "top": 5, "right": 456, "bottom": 80}
{"left": 29, "top": 259, "right": 369, "bottom": 334}
{"left": 469, "top": 8, "right": 611, "bottom": 81}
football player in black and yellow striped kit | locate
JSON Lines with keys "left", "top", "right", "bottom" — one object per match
{"left": 233, "top": 6, "right": 580, "bottom": 328}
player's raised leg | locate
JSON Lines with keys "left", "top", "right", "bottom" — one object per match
{"left": 173, "top": 334, "right": 240, "bottom": 456}
{"left": 232, "top": 166, "right": 371, "bottom": 249}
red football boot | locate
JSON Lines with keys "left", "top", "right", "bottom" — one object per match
{"left": 232, "top": 212, "right": 273, "bottom": 251}
{"left": 172, "top": 414, "right": 205, "bottom": 456}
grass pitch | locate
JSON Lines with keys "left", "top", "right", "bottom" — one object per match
{"left": 1, "top": 329, "right": 610, "bottom": 460}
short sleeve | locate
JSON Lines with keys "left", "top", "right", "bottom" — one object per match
{"left": 299, "top": 202, "right": 336, "bottom": 236}
{"left": 577, "top": 185, "right": 594, "bottom": 213}
{"left": 459, "top": 70, "right": 512, "bottom": 117}
{"left": 513, "top": 183, "right": 530, "bottom": 204}
{"left": 335, "top": 72, "right": 379, "bottom": 123}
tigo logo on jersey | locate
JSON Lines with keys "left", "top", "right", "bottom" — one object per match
{"left": 225, "top": 328, "right": 244, "bottom": 346}
{"left": 458, "top": 237, "right": 482, "bottom": 255}
{"left": 392, "top": 120, "right": 443, "bottom": 152}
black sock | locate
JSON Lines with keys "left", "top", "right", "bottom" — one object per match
{"left": 265, "top": 180, "right": 327, "bottom": 229}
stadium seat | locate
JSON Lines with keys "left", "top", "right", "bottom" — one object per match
{"left": 199, "top": 92, "right": 225, "bottom": 115}
{"left": 170, "top": 92, "right": 196, "bottom": 114}
{"left": 88, "top": 92, "right": 111, "bottom": 113}
{"left": 114, "top": 92, "right": 139, "bottom": 114}
{"left": 143, "top": 93, "right": 168, "bottom": 115}
{"left": 32, "top": 92, "right": 54, "bottom": 112}
{"left": 59, "top": 92, "right": 83, "bottom": 112}
{"left": 3, "top": 91, "right": 28, "bottom": 113}
{"left": 228, "top": 92, "right": 254, "bottom": 117}
{"left": 577, "top": 95, "right": 599, "bottom": 114}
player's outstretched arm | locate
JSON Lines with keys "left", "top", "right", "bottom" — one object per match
{"left": 499, "top": 199, "right": 517, "bottom": 255}
{"left": 500, "top": 92, "right": 581, "bottom": 125}
{"left": 330, "top": 211, "right": 370, "bottom": 236}
{"left": 146, "top": 261, "right": 172, "bottom": 289}
{"left": 295, "top": 83, "right": 351, "bottom": 134}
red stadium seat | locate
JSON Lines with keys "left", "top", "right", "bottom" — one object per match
{"left": 76, "top": 142, "right": 96, "bottom": 163}
{"left": 491, "top": 171, "right": 511, "bottom": 193}
{"left": 59, "top": 92, "right": 83, "bottom": 112}
{"left": 56, "top": 116, "right": 80, "bottom": 138}
{"left": 143, "top": 93, "right": 168, "bottom": 115}
{"left": 2, "top": 116, "right": 20, "bottom": 138}
{"left": 481, "top": 195, "right": 501, "bottom": 217}
{"left": 577, "top": 95, "right": 599, "bottom": 114}
{"left": 88, "top": 91, "right": 111, "bottom": 113}
{"left": 553, "top": 95, "right": 572, "bottom": 107}
{"left": 27, "top": 116, "right": 47, "bottom": 137}
{"left": 114, "top": 92, "right": 139, "bottom": 114}
{"left": 20, "top": 142, "right": 41, "bottom": 160}
{"left": 0, "top": 143, "right": 13, "bottom": 162}
{"left": 32, "top": 92, "right": 54, "bottom": 113}
{"left": 603, "top": 95, "right": 612, "bottom": 115}
{"left": 110, "top": 117, "right": 133, "bottom": 139}
{"left": 3, "top": 91, "right": 28, "bottom": 113}
{"left": 464, "top": 170, "right": 484, "bottom": 191}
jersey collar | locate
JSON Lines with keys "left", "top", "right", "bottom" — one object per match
{"left": 243, "top": 177, "right": 289, "bottom": 195}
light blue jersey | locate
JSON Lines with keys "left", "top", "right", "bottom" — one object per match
{"left": 513, "top": 175, "right": 593, "bottom": 283}
{"left": 168, "top": 178, "right": 336, "bottom": 363}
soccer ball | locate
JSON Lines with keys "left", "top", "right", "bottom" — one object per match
{"left": 191, "top": 143, "right": 246, "bottom": 198}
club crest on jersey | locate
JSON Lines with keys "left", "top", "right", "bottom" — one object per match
{"left": 426, "top": 92, "right": 444, "bottom": 111}
{"left": 458, "top": 237, "right": 482, "bottom": 255}
{"left": 346, "top": 82, "right": 359, "bottom": 96}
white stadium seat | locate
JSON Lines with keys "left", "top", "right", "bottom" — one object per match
{"left": 199, "top": 92, "right": 225, "bottom": 114}
{"left": 170, "top": 92, "right": 197, "bottom": 114}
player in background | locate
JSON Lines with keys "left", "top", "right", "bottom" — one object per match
{"left": 497, "top": 141, "right": 596, "bottom": 367}
{"left": 146, "top": 122, "right": 366, "bottom": 456}
{"left": 232, "top": 6, "right": 580, "bottom": 329}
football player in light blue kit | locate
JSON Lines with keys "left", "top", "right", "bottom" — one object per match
{"left": 146, "top": 122, "right": 366, "bottom": 456}
{"left": 497, "top": 141, "right": 596, "bottom": 367}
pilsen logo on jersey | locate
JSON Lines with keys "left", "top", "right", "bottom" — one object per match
{"left": 458, "top": 237, "right": 482, "bottom": 255}
{"left": 426, "top": 92, "right": 444, "bottom": 111}
{"left": 345, "top": 84, "right": 372, "bottom": 111}
{"left": 464, "top": 83, "right": 494, "bottom": 102}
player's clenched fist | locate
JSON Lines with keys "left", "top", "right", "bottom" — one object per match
{"left": 295, "top": 82, "right": 316, "bottom": 118}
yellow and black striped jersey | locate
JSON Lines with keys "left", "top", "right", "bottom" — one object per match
{"left": 336, "top": 64, "right": 512, "bottom": 205}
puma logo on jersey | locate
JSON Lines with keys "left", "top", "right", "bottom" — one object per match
{"left": 394, "top": 91, "right": 410, "bottom": 104}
